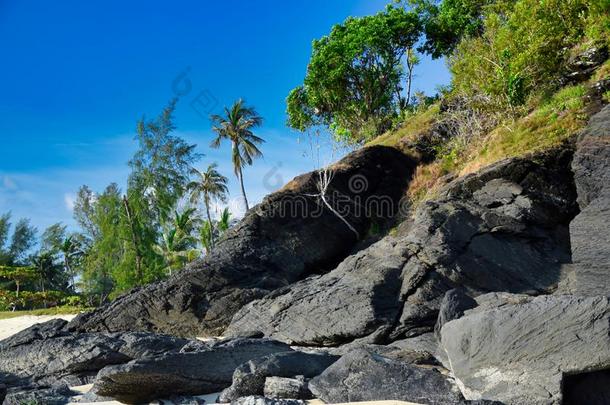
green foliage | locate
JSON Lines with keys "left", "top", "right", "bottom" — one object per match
{"left": 0, "top": 289, "right": 66, "bottom": 311}
{"left": 411, "top": 0, "right": 494, "bottom": 58}
{"left": 287, "top": 6, "right": 422, "bottom": 142}
{"left": 210, "top": 99, "right": 264, "bottom": 210}
{"left": 0, "top": 212, "right": 37, "bottom": 266}
{"left": 129, "top": 98, "right": 201, "bottom": 222}
{"left": 450, "top": 0, "right": 600, "bottom": 108}
{"left": 188, "top": 163, "right": 229, "bottom": 249}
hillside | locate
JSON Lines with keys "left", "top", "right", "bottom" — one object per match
{"left": 1, "top": 0, "right": 610, "bottom": 404}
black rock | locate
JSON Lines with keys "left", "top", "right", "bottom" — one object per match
{"left": 562, "top": 45, "right": 609, "bottom": 84}
{"left": 2, "top": 384, "right": 76, "bottom": 405}
{"left": 308, "top": 349, "right": 464, "bottom": 404}
{"left": 218, "top": 351, "right": 338, "bottom": 402}
{"left": 227, "top": 145, "right": 578, "bottom": 345}
{"left": 0, "top": 321, "right": 192, "bottom": 388}
{"left": 434, "top": 288, "right": 477, "bottom": 339}
{"left": 68, "top": 146, "right": 417, "bottom": 337}
{"left": 91, "top": 338, "right": 293, "bottom": 404}
{"left": 561, "top": 105, "right": 610, "bottom": 296}
{"left": 231, "top": 396, "right": 305, "bottom": 405}
{"left": 263, "top": 376, "right": 312, "bottom": 400}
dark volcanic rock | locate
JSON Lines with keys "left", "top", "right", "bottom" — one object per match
{"left": 218, "top": 351, "right": 338, "bottom": 402}
{"left": 68, "top": 146, "right": 417, "bottom": 337}
{"left": 561, "top": 105, "right": 610, "bottom": 296}
{"left": 227, "top": 236, "right": 409, "bottom": 346}
{"left": 308, "top": 349, "right": 463, "bottom": 404}
{"left": 0, "top": 320, "right": 191, "bottom": 387}
{"left": 2, "top": 385, "right": 76, "bottom": 405}
{"left": 440, "top": 294, "right": 610, "bottom": 404}
{"left": 562, "top": 45, "right": 609, "bottom": 84}
{"left": 264, "top": 376, "right": 312, "bottom": 399}
{"left": 434, "top": 288, "right": 477, "bottom": 339}
{"left": 231, "top": 396, "right": 305, "bottom": 405}
{"left": 91, "top": 338, "right": 293, "bottom": 404}
{"left": 227, "top": 146, "right": 578, "bottom": 345}
{"left": 0, "top": 318, "right": 68, "bottom": 350}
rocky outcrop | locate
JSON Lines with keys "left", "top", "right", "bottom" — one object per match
{"left": 227, "top": 145, "right": 578, "bottom": 345}
{"left": 91, "top": 338, "right": 292, "bottom": 404}
{"left": 0, "top": 319, "right": 191, "bottom": 387}
{"left": 68, "top": 146, "right": 417, "bottom": 337}
{"left": 264, "top": 376, "right": 311, "bottom": 399}
{"left": 309, "top": 349, "right": 464, "bottom": 404}
{"left": 231, "top": 396, "right": 306, "bottom": 405}
{"left": 440, "top": 294, "right": 610, "bottom": 404}
{"left": 2, "top": 385, "right": 76, "bottom": 405}
{"left": 562, "top": 45, "right": 609, "bottom": 84}
{"left": 218, "top": 351, "right": 338, "bottom": 402}
{"left": 434, "top": 288, "right": 477, "bottom": 339}
{"left": 561, "top": 105, "right": 610, "bottom": 296}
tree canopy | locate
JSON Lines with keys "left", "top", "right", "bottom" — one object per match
{"left": 286, "top": 6, "right": 422, "bottom": 143}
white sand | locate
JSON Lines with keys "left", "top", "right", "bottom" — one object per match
{"left": 0, "top": 314, "right": 77, "bottom": 341}
{"left": 1, "top": 315, "right": 422, "bottom": 405}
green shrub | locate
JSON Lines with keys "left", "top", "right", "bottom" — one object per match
{"left": 450, "top": 0, "right": 598, "bottom": 108}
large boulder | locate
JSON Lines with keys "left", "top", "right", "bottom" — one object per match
{"left": 218, "top": 351, "right": 338, "bottom": 402}
{"left": 434, "top": 288, "right": 477, "bottom": 339}
{"left": 263, "top": 376, "right": 311, "bottom": 400}
{"left": 562, "top": 105, "right": 610, "bottom": 296}
{"left": 0, "top": 321, "right": 191, "bottom": 388}
{"left": 308, "top": 349, "right": 464, "bottom": 404}
{"left": 227, "top": 145, "right": 578, "bottom": 345}
{"left": 68, "top": 146, "right": 417, "bottom": 337}
{"left": 91, "top": 338, "right": 293, "bottom": 404}
{"left": 2, "top": 385, "right": 76, "bottom": 405}
{"left": 440, "top": 294, "right": 610, "bottom": 404}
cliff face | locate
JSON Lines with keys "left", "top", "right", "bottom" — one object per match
{"left": 2, "top": 106, "right": 609, "bottom": 405}
{"left": 67, "top": 146, "right": 418, "bottom": 337}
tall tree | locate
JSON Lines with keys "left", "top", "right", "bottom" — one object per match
{"left": 76, "top": 184, "right": 122, "bottom": 304}
{"left": 59, "top": 235, "right": 82, "bottom": 291}
{"left": 210, "top": 99, "right": 264, "bottom": 211}
{"left": 286, "top": 6, "right": 422, "bottom": 142}
{"left": 153, "top": 207, "right": 199, "bottom": 275}
{"left": 129, "top": 98, "right": 201, "bottom": 223}
{"left": 0, "top": 212, "right": 37, "bottom": 266}
{"left": 187, "top": 163, "right": 228, "bottom": 248}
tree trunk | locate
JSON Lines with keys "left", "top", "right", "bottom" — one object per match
{"left": 238, "top": 165, "right": 249, "bottom": 211}
{"left": 123, "top": 195, "right": 143, "bottom": 285}
{"left": 64, "top": 255, "right": 75, "bottom": 292}
{"left": 205, "top": 198, "right": 215, "bottom": 249}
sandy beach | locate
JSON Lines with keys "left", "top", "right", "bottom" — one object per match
{"left": 0, "top": 314, "right": 77, "bottom": 341}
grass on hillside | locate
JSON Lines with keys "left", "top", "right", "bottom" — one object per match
{"left": 368, "top": 103, "right": 440, "bottom": 149}
{"left": 0, "top": 306, "right": 90, "bottom": 320}
{"left": 376, "top": 84, "right": 590, "bottom": 208}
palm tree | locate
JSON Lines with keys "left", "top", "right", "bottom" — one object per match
{"left": 153, "top": 208, "right": 200, "bottom": 276}
{"left": 187, "top": 163, "right": 228, "bottom": 249}
{"left": 59, "top": 236, "right": 80, "bottom": 292}
{"left": 210, "top": 99, "right": 264, "bottom": 211}
{"left": 217, "top": 207, "right": 231, "bottom": 233}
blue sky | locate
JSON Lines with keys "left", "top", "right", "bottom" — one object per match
{"left": 0, "top": 0, "right": 450, "bottom": 233}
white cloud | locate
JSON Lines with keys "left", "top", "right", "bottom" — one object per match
{"left": 64, "top": 193, "right": 76, "bottom": 211}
